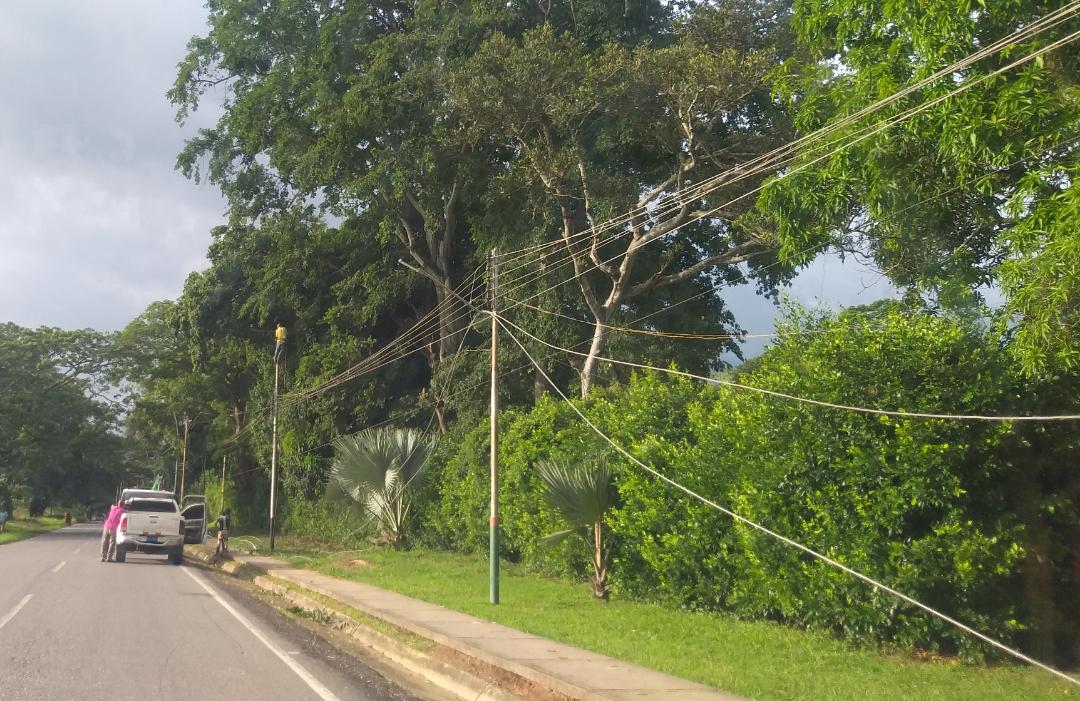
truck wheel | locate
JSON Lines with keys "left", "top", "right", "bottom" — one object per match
{"left": 115, "top": 548, "right": 126, "bottom": 563}
{"left": 170, "top": 548, "right": 184, "bottom": 566}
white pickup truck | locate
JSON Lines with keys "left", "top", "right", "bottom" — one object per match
{"left": 115, "top": 496, "right": 185, "bottom": 565}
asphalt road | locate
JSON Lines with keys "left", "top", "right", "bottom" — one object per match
{"left": 0, "top": 523, "right": 432, "bottom": 701}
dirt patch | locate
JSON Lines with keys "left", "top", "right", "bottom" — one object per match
{"left": 332, "top": 557, "right": 374, "bottom": 570}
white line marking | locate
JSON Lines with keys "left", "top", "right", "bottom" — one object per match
{"left": 183, "top": 569, "right": 341, "bottom": 701}
{"left": 52, "top": 561, "right": 66, "bottom": 573}
{"left": 73, "top": 545, "right": 83, "bottom": 554}
{"left": 0, "top": 595, "right": 33, "bottom": 632}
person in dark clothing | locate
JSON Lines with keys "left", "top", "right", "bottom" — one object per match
{"left": 215, "top": 508, "right": 231, "bottom": 554}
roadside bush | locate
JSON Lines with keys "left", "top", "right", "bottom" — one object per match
{"left": 704, "top": 306, "right": 1025, "bottom": 657}
{"left": 423, "top": 402, "right": 599, "bottom": 577}
{"left": 417, "top": 303, "right": 1080, "bottom": 660}
{"left": 285, "top": 497, "right": 372, "bottom": 547}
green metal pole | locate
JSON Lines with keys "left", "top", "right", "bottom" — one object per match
{"left": 489, "top": 249, "right": 500, "bottom": 604}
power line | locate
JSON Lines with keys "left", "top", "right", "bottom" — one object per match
{"left": 504, "top": 130, "right": 1080, "bottom": 347}
{"left": 275, "top": 263, "right": 489, "bottom": 410}
{"left": 493, "top": 16, "right": 1080, "bottom": 316}
{"left": 490, "top": 1, "right": 1080, "bottom": 279}
{"left": 497, "top": 314, "right": 1080, "bottom": 422}
{"left": 493, "top": 313, "right": 1080, "bottom": 689}
{"left": 235, "top": 5, "right": 1080, "bottom": 428}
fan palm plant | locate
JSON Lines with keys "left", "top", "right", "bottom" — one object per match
{"left": 535, "top": 457, "right": 616, "bottom": 600}
{"left": 328, "top": 427, "right": 437, "bottom": 549}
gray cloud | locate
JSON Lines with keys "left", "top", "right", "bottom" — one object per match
{"left": 0, "top": 1, "right": 223, "bottom": 331}
{"left": 0, "top": 2, "right": 892, "bottom": 343}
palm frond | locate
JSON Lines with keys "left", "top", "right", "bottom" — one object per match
{"left": 535, "top": 457, "right": 614, "bottom": 529}
{"left": 537, "top": 528, "right": 580, "bottom": 548}
{"left": 327, "top": 426, "right": 438, "bottom": 547}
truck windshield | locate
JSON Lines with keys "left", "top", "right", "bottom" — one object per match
{"left": 127, "top": 499, "right": 177, "bottom": 513}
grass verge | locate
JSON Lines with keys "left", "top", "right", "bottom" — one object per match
{"left": 230, "top": 533, "right": 1078, "bottom": 701}
{"left": 0, "top": 515, "right": 67, "bottom": 545}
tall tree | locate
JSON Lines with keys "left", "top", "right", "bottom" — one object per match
{"left": 0, "top": 324, "right": 138, "bottom": 508}
{"left": 757, "top": 0, "right": 1080, "bottom": 374}
{"left": 169, "top": 0, "right": 492, "bottom": 363}
{"left": 451, "top": 2, "right": 794, "bottom": 393}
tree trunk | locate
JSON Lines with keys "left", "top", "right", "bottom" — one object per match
{"left": 433, "top": 273, "right": 469, "bottom": 362}
{"left": 433, "top": 403, "right": 447, "bottom": 434}
{"left": 1016, "top": 475, "right": 1058, "bottom": 660}
{"left": 534, "top": 363, "right": 552, "bottom": 402}
{"left": 592, "top": 521, "right": 609, "bottom": 600}
{"left": 579, "top": 318, "right": 608, "bottom": 397}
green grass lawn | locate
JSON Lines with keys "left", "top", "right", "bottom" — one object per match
{"left": 0, "top": 515, "right": 67, "bottom": 545}
{"left": 233, "top": 533, "right": 1078, "bottom": 701}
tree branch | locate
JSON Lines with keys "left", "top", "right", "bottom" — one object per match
{"left": 579, "top": 160, "right": 618, "bottom": 281}
{"left": 624, "top": 241, "right": 770, "bottom": 301}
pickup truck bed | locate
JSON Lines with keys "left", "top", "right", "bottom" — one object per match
{"left": 115, "top": 498, "right": 185, "bottom": 564}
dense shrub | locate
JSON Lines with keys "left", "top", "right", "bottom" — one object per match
{"left": 682, "top": 307, "right": 1026, "bottom": 657}
{"left": 336, "top": 304, "right": 1080, "bottom": 661}
{"left": 421, "top": 403, "right": 601, "bottom": 577}
{"left": 284, "top": 497, "right": 372, "bottom": 547}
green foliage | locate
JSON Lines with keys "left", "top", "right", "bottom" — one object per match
{"left": 421, "top": 304, "right": 1079, "bottom": 661}
{"left": 535, "top": 458, "right": 615, "bottom": 541}
{"left": 421, "top": 401, "right": 603, "bottom": 577}
{"left": 328, "top": 427, "right": 438, "bottom": 548}
{"left": 758, "top": 0, "right": 1080, "bottom": 374}
{"left": 0, "top": 323, "right": 140, "bottom": 509}
{"left": 284, "top": 497, "right": 372, "bottom": 548}
{"left": 693, "top": 306, "right": 1024, "bottom": 657}
{"left": 535, "top": 456, "right": 616, "bottom": 598}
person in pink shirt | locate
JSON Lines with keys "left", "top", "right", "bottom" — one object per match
{"left": 101, "top": 499, "right": 127, "bottom": 562}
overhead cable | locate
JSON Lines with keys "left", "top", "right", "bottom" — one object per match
{"left": 494, "top": 314, "right": 1080, "bottom": 689}
{"left": 497, "top": 314, "right": 1080, "bottom": 422}
{"left": 494, "top": 14, "right": 1080, "bottom": 310}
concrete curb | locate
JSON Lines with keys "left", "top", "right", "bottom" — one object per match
{"left": 186, "top": 544, "right": 527, "bottom": 701}
{"left": 186, "top": 543, "right": 746, "bottom": 701}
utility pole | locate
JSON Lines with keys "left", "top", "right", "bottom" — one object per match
{"left": 489, "top": 249, "right": 500, "bottom": 605}
{"left": 219, "top": 455, "right": 227, "bottom": 514}
{"left": 269, "top": 358, "right": 281, "bottom": 552}
{"left": 179, "top": 415, "right": 190, "bottom": 502}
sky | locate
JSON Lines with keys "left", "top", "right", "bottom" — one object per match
{"left": 0, "top": 1, "right": 224, "bottom": 331}
{"left": 0, "top": 1, "right": 894, "bottom": 350}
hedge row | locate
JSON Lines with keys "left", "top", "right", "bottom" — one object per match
{"left": 415, "top": 307, "right": 1079, "bottom": 661}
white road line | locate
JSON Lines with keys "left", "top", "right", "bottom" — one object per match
{"left": 52, "top": 561, "right": 66, "bottom": 573}
{"left": 0, "top": 595, "right": 33, "bottom": 632}
{"left": 73, "top": 545, "right": 83, "bottom": 554}
{"left": 183, "top": 569, "right": 342, "bottom": 701}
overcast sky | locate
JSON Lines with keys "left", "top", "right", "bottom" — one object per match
{"left": 0, "top": 1, "right": 893, "bottom": 348}
{"left": 0, "top": 1, "right": 223, "bottom": 331}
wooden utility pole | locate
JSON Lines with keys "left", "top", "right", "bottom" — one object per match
{"left": 269, "top": 359, "right": 281, "bottom": 552}
{"left": 179, "top": 416, "right": 190, "bottom": 502}
{"left": 219, "top": 455, "right": 227, "bottom": 514}
{"left": 489, "top": 249, "right": 500, "bottom": 605}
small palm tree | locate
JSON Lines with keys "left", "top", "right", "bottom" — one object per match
{"left": 535, "top": 457, "right": 615, "bottom": 600}
{"left": 328, "top": 427, "right": 437, "bottom": 549}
